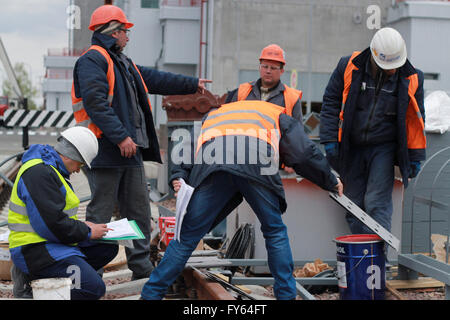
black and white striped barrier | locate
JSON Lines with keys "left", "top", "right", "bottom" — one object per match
{"left": 3, "top": 109, "right": 75, "bottom": 128}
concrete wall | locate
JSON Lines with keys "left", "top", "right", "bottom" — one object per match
{"left": 124, "top": 1, "right": 162, "bottom": 67}
{"left": 210, "top": 0, "right": 392, "bottom": 100}
{"left": 388, "top": 1, "right": 450, "bottom": 93}
{"left": 70, "top": 0, "right": 104, "bottom": 52}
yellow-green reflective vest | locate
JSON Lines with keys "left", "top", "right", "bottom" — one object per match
{"left": 8, "top": 158, "right": 80, "bottom": 249}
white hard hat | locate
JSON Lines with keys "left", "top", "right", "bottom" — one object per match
{"left": 60, "top": 126, "right": 98, "bottom": 168}
{"left": 370, "top": 27, "right": 407, "bottom": 70}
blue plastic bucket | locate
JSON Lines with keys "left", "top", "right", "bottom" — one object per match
{"left": 335, "top": 234, "right": 386, "bottom": 300}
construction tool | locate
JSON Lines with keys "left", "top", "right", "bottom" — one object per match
{"left": 190, "top": 266, "right": 256, "bottom": 300}
{"left": 329, "top": 192, "right": 400, "bottom": 251}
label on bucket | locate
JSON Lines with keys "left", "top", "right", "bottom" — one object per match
{"left": 337, "top": 261, "right": 347, "bottom": 288}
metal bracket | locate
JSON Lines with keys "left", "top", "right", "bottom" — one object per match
{"left": 329, "top": 192, "right": 400, "bottom": 251}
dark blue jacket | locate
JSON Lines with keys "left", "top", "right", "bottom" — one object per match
{"left": 170, "top": 104, "right": 338, "bottom": 227}
{"left": 73, "top": 32, "right": 199, "bottom": 167}
{"left": 9, "top": 144, "right": 91, "bottom": 274}
{"left": 320, "top": 48, "right": 425, "bottom": 187}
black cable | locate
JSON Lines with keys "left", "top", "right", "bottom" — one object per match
{"left": 225, "top": 224, "right": 255, "bottom": 274}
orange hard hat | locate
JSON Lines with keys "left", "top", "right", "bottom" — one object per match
{"left": 259, "top": 44, "right": 286, "bottom": 65}
{"left": 89, "top": 5, "right": 134, "bottom": 31}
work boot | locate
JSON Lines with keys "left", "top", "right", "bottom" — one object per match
{"left": 11, "top": 265, "right": 33, "bottom": 299}
{"left": 131, "top": 271, "right": 151, "bottom": 281}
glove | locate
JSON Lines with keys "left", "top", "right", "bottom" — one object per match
{"left": 324, "top": 142, "right": 339, "bottom": 158}
{"left": 409, "top": 161, "right": 421, "bottom": 178}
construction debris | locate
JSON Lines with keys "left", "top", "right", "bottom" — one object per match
{"left": 293, "top": 259, "right": 333, "bottom": 278}
{"left": 431, "top": 234, "right": 450, "bottom": 264}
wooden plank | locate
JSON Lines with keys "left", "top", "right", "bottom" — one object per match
{"left": 387, "top": 277, "right": 444, "bottom": 289}
{"left": 385, "top": 283, "right": 406, "bottom": 300}
{"left": 187, "top": 268, "right": 236, "bottom": 300}
{"left": 213, "top": 273, "right": 252, "bottom": 294}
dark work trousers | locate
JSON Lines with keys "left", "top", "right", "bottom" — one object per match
{"left": 30, "top": 243, "right": 118, "bottom": 300}
{"left": 343, "top": 143, "right": 396, "bottom": 234}
{"left": 85, "top": 165, "right": 153, "bottom": 278}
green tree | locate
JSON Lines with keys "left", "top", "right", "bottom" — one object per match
{"left": 1, "top": 62, "right": 39, "bottom": 109}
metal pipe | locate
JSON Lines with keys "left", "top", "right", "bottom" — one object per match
{"left": 199, "top": 0, "right": 208, "bottom": 79}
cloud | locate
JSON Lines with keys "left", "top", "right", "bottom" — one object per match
{"left": 0, "top": 0, "right": 69, "bottom": 102}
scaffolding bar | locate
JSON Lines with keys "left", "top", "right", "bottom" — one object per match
{"left": 296, "top": 282, "right": 316, "bottom": 300}
{"left": 398, "top": 253, "right": 450, "bottom": 299}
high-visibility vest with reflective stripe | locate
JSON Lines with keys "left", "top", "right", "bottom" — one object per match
{"left": 71, "top": 45, "right": 152, "bottom": 138}
{"left": 339, "top": 51, "right": 426, "bottom": 150}
{"left": 196, "top": 100, "right": 284, "bottom": 156}
{"left": 237, "top": 82, "right": 302, "bottom": 117}
{"left": 8, "top": 159, "right": 80, "bottom": 249}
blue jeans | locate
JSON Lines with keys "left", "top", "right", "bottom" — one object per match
{"left": 141, "top": 171, "right": 297, "bottom": 300}
{"left": 343, "top": 143, "right": 396, "bottom": 234}
{"left": 29, "top": 243, "right": 118, "bottom": 300}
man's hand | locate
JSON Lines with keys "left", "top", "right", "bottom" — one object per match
{"left": 335, "top": 178, "right": 343, "bottom": 196}
{"left": 84, "top": 221, "right": 112, "bottom": 239}
{"left": 172, "top": 179, "right": 181, "bottom": 197}
{"left": 283, "top": 166, "right": 295, "bottom": 174}
{"left": 197, "top": 79, "right": 212, "bottom": 94}
{"left": 118, "top": 137, "right": 137, "bottom": 158}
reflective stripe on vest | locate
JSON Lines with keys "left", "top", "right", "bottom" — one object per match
{"left": 237, "top": 82, "right": 302, "bottom": 117}
{"left": 195, "top": 100, "right": 284, "bottom": 156}
{"left": 8, "top": 158, "right": 80, "bottom": 249}
{"left": 71, "top": 45, "right": 152, "bottom": 138}
{"left": 340, "top": 51, "right": 426, "bottom": 149}
{"left": 405, "top": 73, "right": 426, "bottom": 149}
{"left": 339, "top": 51, "right": 360, "bottom": 142}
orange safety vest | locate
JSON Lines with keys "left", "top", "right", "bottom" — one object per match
{"left": 196, "top": 100, "right": 284, "bottom": 156}
{"left": 339, "top": 51, "right": 426, "bottom": 150}
{"left": 71, "top": 45, "right": 152, "bottom": 138}
{"left": 237, "top": 82, "right": 302, "bottom": 117}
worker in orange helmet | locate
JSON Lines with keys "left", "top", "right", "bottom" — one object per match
{"left": 72, "top": 4, "right": 211, "bottom": 281}
{"left": 226, "top": 44, "right": 303, "bottom": 121}
{"left": 225, "top": 44, "right": 303, "bottom": 176}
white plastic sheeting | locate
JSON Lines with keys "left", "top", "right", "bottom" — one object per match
{"left": 424, "top": 91, "right": 450, "bottom": 134}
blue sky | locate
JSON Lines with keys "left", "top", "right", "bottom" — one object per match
{"left": 0, "top": 0, "right": 70, "bottom": 102}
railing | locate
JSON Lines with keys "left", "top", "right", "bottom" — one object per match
{"left": 396, "top": 0, "right": 450, "bottom": 2}
{"left": 45, "top": 69, "right": 73, "bottom": 80}
{"left": 47, "top": 48, "right": 85, "bottom": 57}
{"left": 161, "top": 0, "right": 201, "bottom": 7}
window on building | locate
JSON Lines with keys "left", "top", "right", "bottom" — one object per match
{"left": 142, "top": 0, "right": 159, "bottom": 8}
{"left": 424, "top": 73, "right": 439, "bottom": 81}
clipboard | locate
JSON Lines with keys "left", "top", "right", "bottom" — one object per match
{"left": 101, "top": 220, "right": 145, "bottom": 241}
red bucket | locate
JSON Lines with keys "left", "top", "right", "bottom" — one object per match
{"left": 159, "top": 217, "right": 176, "bottom": 246}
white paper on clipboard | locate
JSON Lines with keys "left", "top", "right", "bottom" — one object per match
{"left": 329, "top": 192, "right": 400, "bottom": 252}
{"left": 174, "top": 178, "right": 194, "bottom": 242}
